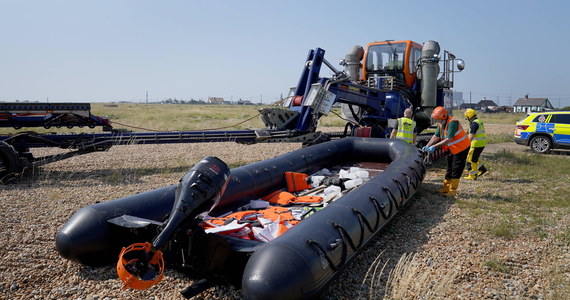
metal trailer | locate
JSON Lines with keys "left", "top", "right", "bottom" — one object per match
{"left": 0, "top": 41, "right": 464, "bottom": 182}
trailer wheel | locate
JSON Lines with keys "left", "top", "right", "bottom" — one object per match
{"left": 0, "top": 142, "right": 20, "bottom": 183}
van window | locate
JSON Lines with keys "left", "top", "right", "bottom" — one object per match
{"left": 550, "top": 114, "right": 570, "bottom": 124}
{"left": 532, "top": 114, "right": 549, "bottom": 123}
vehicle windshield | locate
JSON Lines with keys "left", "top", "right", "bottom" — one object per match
{"left": 366, "top": 42, "right": 406, "bottom": 72}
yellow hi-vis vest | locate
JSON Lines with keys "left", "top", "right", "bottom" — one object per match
{"left": 471, "top": 119, "right": 486, "bottom": 147}
{"left": 395, "top": 117, "right": 416, "bottom": 143}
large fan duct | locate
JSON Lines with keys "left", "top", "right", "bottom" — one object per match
{"left": 340, "top": 45, "right": 365, "bottom": 123}
{"left": 420, "top": 40, "right": 440, "bottom": 113}
{"left": 344, "top": 45, "right": 364, "bottom": 81}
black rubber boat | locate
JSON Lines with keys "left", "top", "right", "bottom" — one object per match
{"left": 55, "top": 137, "right": 425, "bottom": 299}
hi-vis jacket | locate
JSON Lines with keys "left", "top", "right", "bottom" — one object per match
{"left": 395, "top": 117, "right": 416, "bottom": 143}
{"left": 470, "top": 119, "right": 486, "bottom": 148}
{"left": 443, "top": 117, "right": 470, "bottom": 154}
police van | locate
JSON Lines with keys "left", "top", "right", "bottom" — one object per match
{"left": 514, "top": 111, "right": 570, "bottom": 153}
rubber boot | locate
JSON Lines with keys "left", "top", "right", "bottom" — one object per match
{"left": 438, "top": 179, "right": 451, "bottom": 194}
{"left": 446, "top": 179, "right": 460, "bottom": 197}
{"left": 464, "top": 162, "right": 478, "bottom": 180}
{"left": 478, "top": 165, "right": 487, "bottom": 177}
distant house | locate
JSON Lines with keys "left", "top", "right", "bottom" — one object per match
{"left": 513, "top": 95, "right": 554, "bottom": 113}
{"left": 478, "top": 99, "right": 498, "bottom": 111}
{"left": 208, "top": 97, "right": 225, "bottom": 104}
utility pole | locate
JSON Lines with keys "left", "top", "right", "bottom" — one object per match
{"left": 146, "top": 90, "right": 148, "bottom": 103}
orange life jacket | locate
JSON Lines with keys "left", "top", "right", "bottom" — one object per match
{"left": 262, "top": 190, "right": 323, "bottom": 206}
{"left": 292, "top": 196, "right": 322, "bottom": 205}
{"left": 203, "top": 210, "right": 259, "bottom": 227}
{"left": 285, "top": 172, "right": 311, "bottom": 192}
{"left": 443, "top": 117, "right": 470, "bottom": 154}
{"left": 262, "top": 190, "right": 296, "bottom": 205}
{"left": 258, "top": 206, "right": 299, "bottom": 236}
{"left": 200, "top": 206, "right": 302, "bottom": 239}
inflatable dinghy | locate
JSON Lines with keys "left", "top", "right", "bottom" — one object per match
{"left": 56, "top": 137, "right": 425, "bottom": 299}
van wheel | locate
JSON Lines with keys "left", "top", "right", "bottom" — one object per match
{"left": 530, "top": 135, "right": 552, "bottom": 154}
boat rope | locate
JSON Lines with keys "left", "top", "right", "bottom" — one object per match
{"left": 306, "top": 239, "right": 339, "bottom": 271}
{"left": 109, "top": 112, "right": 262, "bottom": 132}
{"left": 408, "top": 166, "right": 422, "bottom": 187}
{"left": 333, "top": 223, "right": 358, "bottom": 251}
{"left": 352, "top": 208, "right": 375, "bottom": 233}
{"left": 331, "top": 109, "right": 358, "bottom": 127}
{"left": 331, "top": 224, "right": 350, "bottom": 265}
{"left": 402, "top": 172, "right": 417, "bottom": 190}
{"left": 392, "top": 178, "right": 409, "bottom": 201}
{"left": 369, "top": 195, "right": 389, "bottom": 222}
{"left": 383, "top": 187, "right": 399, "bottom": 212}
{"left": 352, "top": 213, "right": 366, "bottom": 248}
{"left": 417, "top": 158, "right": 427, "bottom": 174}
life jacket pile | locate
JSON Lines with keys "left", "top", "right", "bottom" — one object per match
{"left": 198, "top": 168, "right": 371, "bottom": 242}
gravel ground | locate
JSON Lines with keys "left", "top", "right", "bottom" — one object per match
{"left": 1, "top": 127, "right": 567, "bottom": 299}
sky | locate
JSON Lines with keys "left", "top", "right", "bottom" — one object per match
{"left": 2, "top": 0, "right": 570, "bottom": 107}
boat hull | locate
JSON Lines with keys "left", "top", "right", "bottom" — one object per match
{"left": 55, "top": 137, "right": 425, "bottom": 299}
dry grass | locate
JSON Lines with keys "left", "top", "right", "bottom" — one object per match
{"left": 383, "top": 253, "right": 459, "bottom": 300}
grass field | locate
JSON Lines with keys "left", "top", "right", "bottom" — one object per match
{"left": 0, "top": 102, "right": 528, "bottom": 135}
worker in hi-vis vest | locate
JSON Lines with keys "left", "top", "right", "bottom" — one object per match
{"left": 422, "top": 106, "right": 471, "bottom": 197}
{"left": 463, "top": 109, "right": 488, "bottom": 180}
{"left": 390, "top": 108, "right": 417, "bottom": 144}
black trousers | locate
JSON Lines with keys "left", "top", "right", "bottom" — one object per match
{"left": 467, "top": 146, "right": 485, "bottom": 164}
{"left": 445, "top": 147, "right": 469, "bottom": 180}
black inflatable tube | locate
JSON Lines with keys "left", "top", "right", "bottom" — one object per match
{"left": 56, "top": 185, "right": 176, "bottom": 266}
{"left": 241, "top": 138, "right": 423, "bottom": 299}
{"left": 55, "top": 137, "right": 424, "bottom": 298}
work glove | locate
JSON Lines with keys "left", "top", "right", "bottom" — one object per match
{"left": 421, "top": 146, "right": 429, "bottom": 152}
{"left": 428, "top": 145, "right": 436, "bottom": 153}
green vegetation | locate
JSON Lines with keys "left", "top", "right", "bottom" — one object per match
{"left": 452, "top": 109, "right": 526, "bottom": 125}
{"left": 477, "top": 111, "right": 527, "bottom": 124}
{"left": 484, "top": 259, "right": 512, "bottom": 273}
{"left": 486, "top": 133, "right": 513, "bottom": 144}
{"left": 0, "top": 103, "right": 272, "bottom": 134}
{"left": 92, "top": 103, "right": 268, "bottom": 131}
{"left": 0, "top": 104, "right": 529, "bottom": 136}
{"left": 460, "top": 150, "right": 570, "bottom": 243}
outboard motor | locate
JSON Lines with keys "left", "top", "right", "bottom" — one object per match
{"left": 116, "top": 156, "right": 231, "bottom": 290}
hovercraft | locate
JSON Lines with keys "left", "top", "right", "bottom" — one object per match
{"left": 56, "top": 137, "right": 425, "bottom": 299}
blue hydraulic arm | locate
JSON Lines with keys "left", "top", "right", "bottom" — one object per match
{"left": 287, "top": 48, "right": 326, "bottom": 132}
